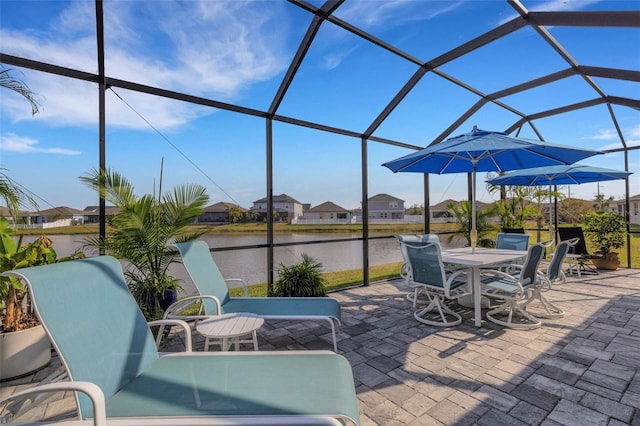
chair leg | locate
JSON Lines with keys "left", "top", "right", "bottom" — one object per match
{"left": 408, "top": 286, "right": 433, "bottom": 308}
{"left": 414, "top": 296, "right": 462, "bottom": 327}
{"left": 521, "top": 288, "right": 564, "bottom": 319}
{"left": 486, "top": 300, "right": 541, "bottom": 330}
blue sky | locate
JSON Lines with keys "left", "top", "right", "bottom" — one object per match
{"left": 1, "top": 0, "right": 639, "bottom": 212}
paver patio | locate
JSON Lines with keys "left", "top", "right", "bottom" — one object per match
{"left": 2, "top": 267, "right": 639, "bottom": 425}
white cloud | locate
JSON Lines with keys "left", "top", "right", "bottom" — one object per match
{"left": 586, "top": 128, "right": 618, "bottom": 140}
{"left": 0, "top": 0, "right": 289, "bottom": 129}
{"left": 582, "top": 124, "right": 640, "bottom": 148}
{"left": 338, "top": 0, "right": 465, "bottom": 28}
{"left": 496, "top": 0, "right": 603, "bottom": 26}
{"left": 0, "top": 133, "right": 80, "bottom": 155}
{"left": 322, "top": 47, "right": 358, "bottom": 71}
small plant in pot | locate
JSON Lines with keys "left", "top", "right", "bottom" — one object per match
{"left": 0, "top": 218, "right": 84, "bottom": 380}
{"left": 581, "top": 210, "right": 627, "bottom": 270}
{"left": 80, "top": 164, "right": 209, "bottom": 321}
{"left": 271, "top": 253, "right": 328, "bottom": 297}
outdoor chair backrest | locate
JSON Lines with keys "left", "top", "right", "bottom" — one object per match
{"left": 419, "top": 234, "right": 441, "bottom": 244}
{"left": 496, "top": 233, "right": 530, "bottom": 251}
{"left": 557, "top": 227, "right": 589, "bottom": 256}
{"left": 4, "top": 256, "right": 160, "bottom": 417}
{"left": 396, "top": 234, "right": 421, "bottom": 265}
{"left": 501, "top": 227, "right": 525, "bottom": 234}
{"left": 547, "top": 239, "right": 574, "bottom": 282}
{"left": 405, "top": 242, "right": 447, "bottom": 289}
{"left": 174, "top": 241, "right": 231, "bottom": 311}
{"left": 520, "top": 243, "right": 546, "bottom": 286}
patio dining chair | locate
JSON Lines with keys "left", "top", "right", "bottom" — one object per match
{"left": 501, "top": 227, "right": 525, "bottom": 234}
{"left": 557, "top": 227, "right": 599, "bottom": 276}
{"left": 397, "top": 234, "right": 434, "bottom": 305}
{"left": 1, "top": 256, "right": 360, "bottom": 425}
{"left": 496, "top": 232, "right": 530, "bottom": 251}
{"left": 480, "top": 243, "right": 546, "bottom": 330}
{"left": 402, "top": 241, "right": 471, "bottom": 326}
{"left": 166, "top": 241, "right": 342, "bottom": 352}
{"left": 494, "top": 232, "right": 530, "bottom": 271}
{"left": 518, "top": 238, "right": 576, "bottom": 319}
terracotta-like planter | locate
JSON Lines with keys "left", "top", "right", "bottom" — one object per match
{"left": 592, "top": 253, "right": 620, "bottom": 271}
{"left": 0, "top": 325, "right": 51, "bottom": 381}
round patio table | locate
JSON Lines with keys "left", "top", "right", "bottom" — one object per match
{"left": 196, "top": 312, "right": 264, "bottom": 351}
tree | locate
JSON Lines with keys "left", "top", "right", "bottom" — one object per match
{"left": 227, "top": 205, "right": 243, "bottom": 224}
{"left": 406, "top": 203, "right": 424, "bottom": 215}
{"left": 558, "top": 198, "right": 592, "bottom": 225}
{"left": 446, "top": 200, "right": 496, "bottom": 247}
{"left": 0, "top": 169, "right": 38, "bottom": 222}
{"left": 488, "top": 182, "right": 537, "bottom": 229}
{"left": 80, "top": 166, "right": 209, "bottom": 320}
{"left": 0, "top": 68, "right": 40, "bottom": 221}
{"left": 593, "top": 193, "right": 614, "bottom": 213}
{"left": 0, "top": 66, "right": 40, "bottom": 116}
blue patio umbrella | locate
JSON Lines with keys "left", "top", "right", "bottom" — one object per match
{"left": 382, "top": 127, "right": 602, "bottom": 251}
{"left": 486, "top": 164, "right": 632, "bottom": 239}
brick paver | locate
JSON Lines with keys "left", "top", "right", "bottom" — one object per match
{"left": 2, "top": 267, "right": 639, "bottom": 425}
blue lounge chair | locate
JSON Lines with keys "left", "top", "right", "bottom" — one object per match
{"left": 167, "top": 241, "right": 342, "bottom": 352}
{"left": 2, "top": 256, "right": 360, "bottom": 425}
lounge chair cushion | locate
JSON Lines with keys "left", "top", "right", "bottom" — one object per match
{"left": 5, "top": 256, "right": 360, "bottom": 425}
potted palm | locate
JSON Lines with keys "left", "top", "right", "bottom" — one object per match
{"left": 80, "top": 165, "right": 209, "bottom": 321}
{"left": 0, "top": 218, "right": 84, "bottom": 380}
{"left": 581, "top": 210, "right": 627, "bottom": 270}
{"left": 1, "top": 219, "right": 53, "bottom": 381}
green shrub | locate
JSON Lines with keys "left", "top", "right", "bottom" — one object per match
{"left": 581, "top": 211, "right": 627, "bottom": 255}
{"left": 271, "top": 253, "right": 328, "bottom": 297}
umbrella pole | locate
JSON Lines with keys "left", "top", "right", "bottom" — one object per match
{"left": 470, "top": 163, "right": 477, "bottom": 253}
{"left": 548, "top": 180, "right": 554, "bottom": 245}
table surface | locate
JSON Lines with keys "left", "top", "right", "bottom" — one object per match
{"left": 196, "top": 312, "right": 264, "bottom": 339}
{"left": 441, "top": 247, "right": 528, "bottom": 266}
{"left": 440, "top": 247, "right": 528, "bottom": 327}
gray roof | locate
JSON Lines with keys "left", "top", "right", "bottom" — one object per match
{"left": 368, "top": 193, "right": 404, "bottom": 202}
{"left": 35, "top": 206, "right": 86, "bottom": 216}
{"left": 253, "top": 194, "right": 303, "bottom": 204}
{"left": 306, "top": 201, "right": 350, "bottom": 213}
{"left": 204, "top": 202, "right": 247, "bottom": 212}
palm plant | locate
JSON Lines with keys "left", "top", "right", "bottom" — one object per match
{"left": 446, "top": 200, "right": 496, "bottom": 247}
{"left": 0, "top": 168, "right": 38, "bottom": 224}
{"left": 0, "top": 66, "right": 40, "bottom": 116}
{"left": 1, "top": 68, "right": 40, "bottom": 221}
{"left": 487, "top": 182, "right": 539, "bottom": 229}
{"left": 80, "top": 166, "right": 209, "bottom": 320}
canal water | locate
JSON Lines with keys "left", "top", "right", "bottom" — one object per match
{"left": 22, "top": 233, "right": 460, "bottom": 294}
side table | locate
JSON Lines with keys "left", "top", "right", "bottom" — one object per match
{"left": 196, "top": 312, "right": 264, "bottom": 351}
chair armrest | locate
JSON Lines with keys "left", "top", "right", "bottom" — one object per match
{"left": 225, "top": 278, "right": 249, "bottom": 296}
{"left": 164, "top": 295, "right": 222, "bottom": 317}
{"left": 399, "top": 262, "right": 409, "bottom": 279}
{"left": 0, "top": 382, "right": 106, "bottom": 426}
{"left": 148, "top": 319, "right": 193, "bottom": 352}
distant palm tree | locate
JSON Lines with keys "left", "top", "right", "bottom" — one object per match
{"left": 447, "top": 200, "right": 496, "bottom": 247}
{"left": 80, "top": 166, "right": 209, "bottom": 320}
{"left": 0, "top": 66, "right": 40, "bottom": 115}
{"left": 0, "top": 169, "right": 38, "bottom": 221}
{"left": 0, "top": 68, "right": 40, "bottom": 220}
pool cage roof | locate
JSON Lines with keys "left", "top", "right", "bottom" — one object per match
{"left": 1, "top": 0, "right": 639, "bottom": 280}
